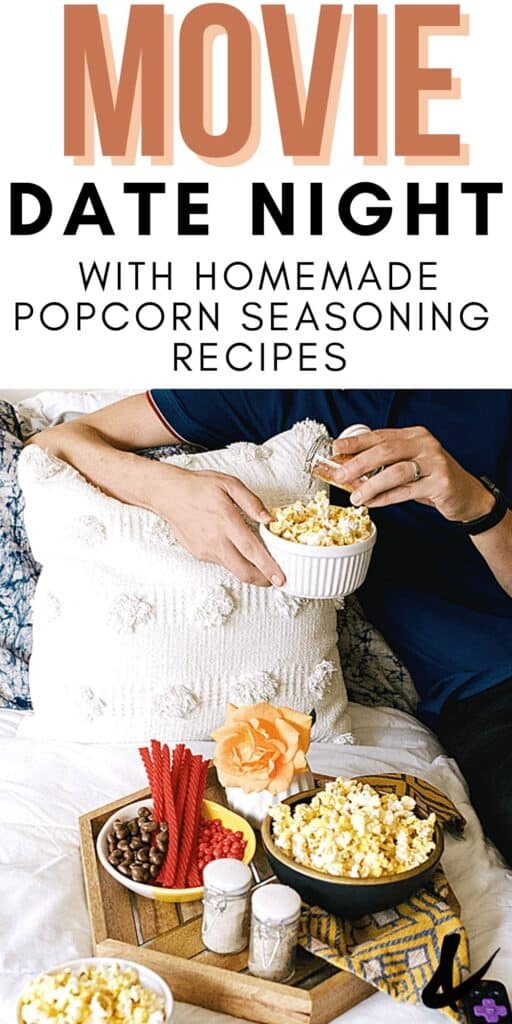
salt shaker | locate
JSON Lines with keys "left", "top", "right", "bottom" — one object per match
{"left": 248, "top": 883, "right": 301, "bottom": 982}
{"left": 305, "top": 423, "right": 378, "bottom": 490}
{"left": 201, "top": 859, "right": 252, "bottom": 954}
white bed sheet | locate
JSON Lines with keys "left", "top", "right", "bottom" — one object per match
{"left": 1, "top": 703, "right": 511, "bottom": 1024}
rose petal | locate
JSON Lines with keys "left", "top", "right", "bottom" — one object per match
{"left": 211, "top": 722, "right": 246, "bottom": 742}
{"left": 293, "top": 750, "right": 308, "bottom": 772}
{"left": 272, "top": 718, "right": 300, "bottom": 763}
{"left": 278, "top": 706, "right": 312, "bottom": 753}
{"left": 222, "top": 761, "right": 281, "bottom": 792}
{"left": 266, "top": 763, "right": 295, "bottom": 794}
{"left": 234, "top": 703, "right": 281, "bottom": 723}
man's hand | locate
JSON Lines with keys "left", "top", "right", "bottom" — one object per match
{"left": 155, "top": 467, "right": 286, "bottom": 587}
{"left": 332, "top": 426, "right": 495, "bottom": 522}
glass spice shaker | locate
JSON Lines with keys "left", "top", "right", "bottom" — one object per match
{"left": 248, "top": 883, "right": 301, "bottom": 982}
{"left": 305, "top": 423, "right": 379, "bottom": 491}
{"left": 201, "top": 858, "right": 252, "bottom": 954}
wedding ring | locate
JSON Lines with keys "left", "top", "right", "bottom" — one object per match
{"left": 410, "top": 460, "right": 422, "bottom": 483}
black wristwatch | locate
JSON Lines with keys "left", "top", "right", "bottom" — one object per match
{"left": 457, "top": 476, "right": 509, "bottom": 536}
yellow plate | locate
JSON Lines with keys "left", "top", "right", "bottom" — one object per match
{"left": 96, "top": 797, "right": 256, "bottom": 903}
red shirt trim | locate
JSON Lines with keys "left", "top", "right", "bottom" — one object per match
{"left": 145, "top": 391, "right": 190, "bottom": 443}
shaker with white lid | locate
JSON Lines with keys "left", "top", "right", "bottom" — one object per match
{"left": 201, "top": 858, "right": 252, "bottom": 954}
{"left": 248, "top": 883, "right": 301, "bottom": 982}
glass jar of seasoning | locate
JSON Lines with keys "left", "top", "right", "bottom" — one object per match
{"left": 201, "top": 858, "right": 252, "bottom": 954}
{"left": 305, "top": 424, "right": 378, "bottom": 490}
{"left": 248, "top": 883, "right": 301, "bottom": 982}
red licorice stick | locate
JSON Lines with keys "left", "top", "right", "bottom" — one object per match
{"left": 161, "top": 742, "right": 170, "bottom": 778}
{"left": 151, "top": 741, "right": 165, "bottom": 825}
{"left": 175, "top": 755, "right": 205, "bottom": 888}
{"left": 187, "top": 758, "right": 210, "bottom": 887}
{"left": 161, "top": 743, "right": 172, "bottom": 835}
{"left": 171, "top": 743, "right": 185, "bottom": 796}
{"left": 139, "top": 746, "right": 154, "bottom": 791}
{"left": 159, "top": 746, "right": 179, "bottom": 888}
{"left": 193, "top": 759, "right": 210, "bottom": 856}
{"left": 174, "top": 747, "right": 192, "bottom": 833}
{"left": 187, "top": 862, "right": 201, "bottom": 888}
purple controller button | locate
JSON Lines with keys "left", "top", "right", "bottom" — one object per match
{"left": 474, "top": 999, "right": 508, "bottom": 1023}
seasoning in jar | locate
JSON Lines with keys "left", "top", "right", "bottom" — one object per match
{"left": 305, "top": 424, "right": 380, "bottom": 491}
{"left": 201, "top": 858, "right": 252, "bottom": 954}
{"left": 248, "top": 883, "right": 301, "bottom": 982}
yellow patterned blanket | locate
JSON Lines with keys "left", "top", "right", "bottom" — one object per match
{"left": 298, "top": 775, "right": 469, "bottom": 1021}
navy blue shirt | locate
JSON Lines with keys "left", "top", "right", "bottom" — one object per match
{"left": 148, "top": 389, "right": 512, "bottom": 720}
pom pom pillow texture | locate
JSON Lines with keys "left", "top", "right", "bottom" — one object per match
{"left": 18, "top": 420, "right": 354, "bottom": 743}
{"left": 0, "top": 391, "right": 194, "bottom": 710}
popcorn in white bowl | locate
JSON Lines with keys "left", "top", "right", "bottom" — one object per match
{"left": 17, "top": 958, "right": 173, "bottom": 1024}
{"left": 260, "top": 491, "right": 377, "bottom": 599}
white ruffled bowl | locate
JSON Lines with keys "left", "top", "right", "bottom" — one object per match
{"left": 225, "top": 768, "right": 316, "bottom": 829}
{"left": 259, "top": 522, "right": 377, "bottom": 599}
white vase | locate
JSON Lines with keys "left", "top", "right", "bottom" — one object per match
{"left": 225, "top": 768, "right": 315, "bottom": 829}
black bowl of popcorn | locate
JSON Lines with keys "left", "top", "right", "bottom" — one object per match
{"left": 261, "top": 775, "right": 443, "bottom": 919}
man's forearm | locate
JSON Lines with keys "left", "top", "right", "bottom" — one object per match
{"left": 471, "top": 509, "right": 512, "bottom": 598}
{"left": 27, "top": 423, "right": 181, "bottom": 516}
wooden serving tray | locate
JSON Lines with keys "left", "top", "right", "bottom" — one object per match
{"left": 79, "top": 768, "right": 374, "bottom": 1024}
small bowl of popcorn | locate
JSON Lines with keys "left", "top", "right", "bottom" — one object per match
{"left": 17, "top": 957, "right": 173, "bottom": 1024}
{"left": 261, "top": 776, "right": 443, "bottom": 919}
{"left": 259, "top": 491, "right": 377, "bottom": 599}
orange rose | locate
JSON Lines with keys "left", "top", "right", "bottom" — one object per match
{"left": 212, "top": 703, "right": 312, "bottom": 795}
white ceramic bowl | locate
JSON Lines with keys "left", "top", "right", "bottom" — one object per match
{"left": 96, "top": 797, "right": 256, "bottom": 902}
{"left": 17, "top": 957, "right": 173, "bottom": 1024}
{"left": 259, "top": 522, "right": 377, "bottom": 599}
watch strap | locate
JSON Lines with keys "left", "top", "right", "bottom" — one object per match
{"left": 457, "top": 477, "right": 509, "bottom": 536}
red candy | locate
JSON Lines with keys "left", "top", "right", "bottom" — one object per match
{"left": 196, "top": 817, "right": 247, "bottom": 874}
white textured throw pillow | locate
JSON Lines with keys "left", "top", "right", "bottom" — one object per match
{"left": 17, "top": 420, "right": 352, "bottom": 743}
